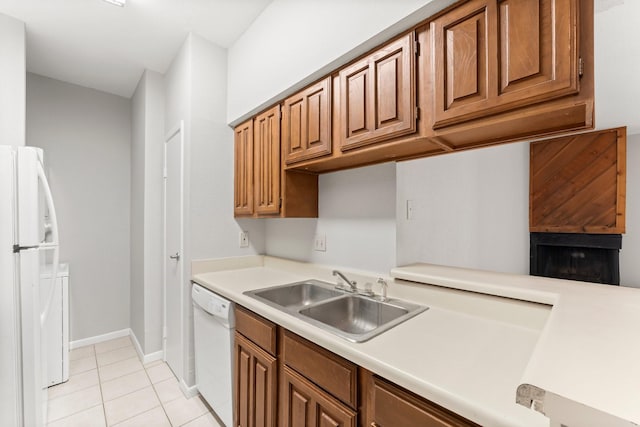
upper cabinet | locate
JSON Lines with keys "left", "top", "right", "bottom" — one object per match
{"left": 254, "top": 106, "right": 281, "bottom": 216}
{"left": 339, "top": 33, "right": 417, "bottom": 151}
{"left": 234, "top": 120, "right": 254, "bottom": 216}
{"left": 232, "top": 0, "right": 594, "bottom": 212}
{"left": 282, "top": 77, "right": 332, "bottom": 164}
{"left": 234, "top": 106, "right": 319, "bottom": 219}
{"left": 432, "top": 0, "right": 580, "bottom": 129}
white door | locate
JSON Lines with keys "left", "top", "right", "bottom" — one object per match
{"left": 164, "top": 123, "right": 184, "bottom": 379}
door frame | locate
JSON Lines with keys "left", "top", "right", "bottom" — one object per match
{"left": 162, "top": 121, "right": 185, "bottom": 366}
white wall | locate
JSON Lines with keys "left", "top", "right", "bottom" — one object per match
{"left": 0, "top": 13, "right": 25, "bottom": 147}
{"left": 164, "top": 33, "right": 265, "bottom": 386}
{"left": 26, "top": 73, "right": 131, "bottom": 341}
{"left": 266, "top": 163, "right": 396, "bottom": 275}
{"left": 130, "top": 70, "right": 165, "bottom": 355}
{"left": 130, "top": 72, "right": 145, "bottom": 348}
{"left": 227, "top": 0, "right": 456, "bottom": 124}
{"left": 593, "top": 1, "right": 640, "bottom": 135}
{"left": 396, "top": 143, "right": 530, "bottom": 274}
{"left": 619, "top": 134, "right": 640, "bottom": 287}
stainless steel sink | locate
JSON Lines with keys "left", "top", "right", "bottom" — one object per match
{"left": 299, "top": 295, "right": 427, "bottom": 342}
{"left": 244, "top": 280, "right": 428, "bottom": 343}
{"left": 244, "top": 280, "right": 343, "bottom": 310}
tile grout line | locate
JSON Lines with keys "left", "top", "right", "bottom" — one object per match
{"left": 94, "top": 344, "right": 109, "bottom": 427}
{"left": 46, "top": 345, "right": 102, "bottom": 426}
{"left": 144, "top": 361, "right": 175, "bottom": 426}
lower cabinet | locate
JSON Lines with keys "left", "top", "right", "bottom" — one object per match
{"left": 234, "top": 306, "right": 478, "bottom": 427}
{"left": 234, "top": 332, "right": 277, "bottom": 427}
{"left": 362, "top": 372, "right": 479, "bottom": 427}
{"left": 281, "top": 366, "right": 356, "bottom": 427}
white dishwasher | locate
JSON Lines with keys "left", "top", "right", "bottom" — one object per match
{"left": 192, "top": 283, "right": 235, "bottom": 427}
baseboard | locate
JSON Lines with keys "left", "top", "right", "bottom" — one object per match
{"left": 142, "top": 350, "right": 164, "bottom": 365}
{"left": 179, "top": 379, "right": 199, "bottom": 399}
{"left": 130, "top": 329, "right": 165, "bottom": 364}
{"left": 69, "top": 328, "right": 130, "bottom": 350}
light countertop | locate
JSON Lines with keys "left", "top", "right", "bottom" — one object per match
{"left": 192, "top": 255, "right": 640, "bottom": 427}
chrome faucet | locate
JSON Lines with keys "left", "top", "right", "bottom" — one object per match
{"left": 332, "top": 270, "right": 358, "bottom": 292}
{"left": 375, "top": 278, "right": 388, "bottom": 302}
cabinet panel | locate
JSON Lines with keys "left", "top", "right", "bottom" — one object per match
{"left": 444, "top": 6, "right": 488, "bottom": 110}
{"left": 235, "top": 305, "right": 277, "bottom": 356}
{"left": 530, "top": 127, "right": 626, "bottom": 233}
{"left": 283, "top": 78, "right": 332, "bottom": 164}
{"left": 370, "top": 376, "right": 478, "bottom": 427}
{"left": 236, "top": 344, "right": 251, "bottom": 427}
{"left": 234, "top": 120, "right": 254, "bottom": 216}
{"left": 234, "top": 332, "right": 277, "bottom": 427}
{"left": 282, "top": 330, "right": 357, "bottom": 408}
{"left": 433, "top": 0, "right": 579, "bottom": 128}
{"left": 340, "top": 33, "right": 416, "bottom": 151}
{"left": 281, "top": 367, "right": 356, "bottom": 427}
{"left": 254, "top": 106, "right": 281, "bottom": 215}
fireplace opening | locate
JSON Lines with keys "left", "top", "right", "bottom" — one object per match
{"left": 530, "top": 233, "right": 622, "bottom": 285}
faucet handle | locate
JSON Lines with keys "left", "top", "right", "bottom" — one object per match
{"left": 375, "top": 278, "right": 388, "bottom": 302}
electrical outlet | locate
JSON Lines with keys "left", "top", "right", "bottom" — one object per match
{"left": 239, "top": 231, "right": 249, "bottom": 248}
{"left": 314, "top": 234, "right": 326, "bottom": 252}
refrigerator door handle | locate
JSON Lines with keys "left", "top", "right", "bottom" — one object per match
{"left": 37, "top": 160, "right": 60, "bottom": 327}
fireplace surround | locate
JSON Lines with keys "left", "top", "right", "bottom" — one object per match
{"left": 530, "top": 233, "right": 622, "bottom": 285}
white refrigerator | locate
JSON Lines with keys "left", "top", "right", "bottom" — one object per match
{"left": 1, "top": 145, "right": 60, "bottom": 427}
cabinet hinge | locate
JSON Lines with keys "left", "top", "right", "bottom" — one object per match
{"left": 415, "top": 106, "right": 420, "bottom": 121}
{"left": 414, "top": 40, "right": 420, "bottom": 56}
{"left": 163, "top": 167, "right": 167, "bottom": 179}
{"left": 279, "top": 198, "right": 283, "bottom": 208}
{"left": 578, "top": 57, "right": 584, "bottom": 78}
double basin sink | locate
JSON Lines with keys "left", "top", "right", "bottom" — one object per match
{"left": 244, "top": 279, "right": 428, "bottom": 342}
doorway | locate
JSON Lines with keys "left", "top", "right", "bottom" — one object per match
{"left": 163, "top": 121, "right": 184, "bottom": 379}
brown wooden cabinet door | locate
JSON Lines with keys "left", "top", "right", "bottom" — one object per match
{"left": 432, "top": 0, "right": 579, "bottom": 129}
{"left": 234, "top": 120, "right": 254, "bottom": 216}
{"left": 339, "top": 33, "right": 416, "bottom": 151}
{"left": 281, "top": 367, "right": 356, "bottom": 427}
{"left": 370, "top": 376, "right": 478, "bottom": 427}
{"left": 234, "top": 332, "right": 277, "bottom": 427}
{"left": 283, "top": 77, "right": 332, "bottom": 164}
{"left": 254, "top": 106, "right": 281, "bottom": 215}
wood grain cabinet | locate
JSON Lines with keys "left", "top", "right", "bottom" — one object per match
{"left": 233, "top": 106, "right": 280, "bottom": 217}
{"left": 234, "top": 120, "right": 254, "bottom": 216}
{"left": 431, "top": 0, "right": 580, "bottom": 129}
{"left": 253, "top": 105, "right": 281, "bottom": 216}
{"left": 281, "top": 367, "right": 356, "bottom": 427}
{"left": 339, "top": 32, "right": 417, "bottom": 151}
{"left": 235, "top": 333, "right": 277, "bottom": 427}
{"left": 232, "top": 306, "right": 481, "bottom": 427}
{"left": 234, "top": 107, "right": 319, "bottom": 218}
{"left": 363, "top": 373, "right": 479, "bottom": 427}
{"left": 234, "top": 307, "right": 278, "bottom": 427}
{"left": 282, "top": 77, "right": 332, "bottom": 165}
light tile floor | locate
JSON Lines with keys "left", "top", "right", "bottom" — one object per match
{"left": 47, "top": 336, "right": 222, "bottom": 427}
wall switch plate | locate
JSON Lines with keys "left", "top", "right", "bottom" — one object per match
{"left": 314, "top": 234, "right": 326, "bottom": 252}
{"left": 239, "top": 231, "right": 249, "bottom": 248}
{"left": 406, "top": 199, "right": 415, "bottom": 220}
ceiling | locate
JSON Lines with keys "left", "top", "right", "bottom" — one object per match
{"left": 0, "top": 0, "right": 272, "bottom": 98}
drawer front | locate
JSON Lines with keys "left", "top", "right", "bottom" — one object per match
{"left": 281, "top": 366, "right": 356, "bottom": 427}
{"left": 373, "top": 377, "right": 478, "bottom": 427}
{"left": 282, "top": 330, "right": 357, "bottom": 408}
{"left": 235, "top": 305, "right": 277, "bottom": 356}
